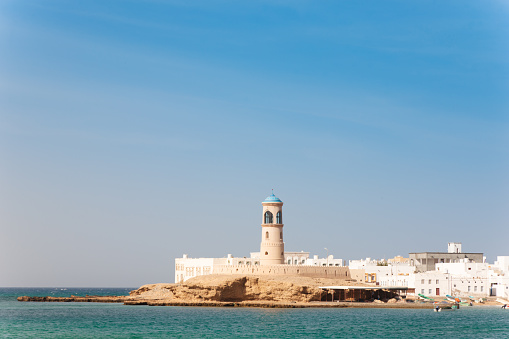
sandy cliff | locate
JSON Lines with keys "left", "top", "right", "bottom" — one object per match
{"left": 128, "top": 274, "right": 362, "bottom": 303}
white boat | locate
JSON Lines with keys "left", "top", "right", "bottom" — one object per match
{"left": 496, "top": 298, "right": 509, "bottom": 305}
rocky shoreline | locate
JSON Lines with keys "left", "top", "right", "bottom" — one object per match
{"left": 17, "top": 296, "right": 435, "bottom": 308}
{"left": 124, "top": 300, "right": 435, "bottom": 309}
{"left": 16, "top": 275, "right": 496, "bottom": 309}
{"left": 17, "top": 295, "right": 128, "bottom": 303}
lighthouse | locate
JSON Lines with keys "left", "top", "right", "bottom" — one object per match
{"left": 259, "top": 192, "right": 285, "bottom": 265}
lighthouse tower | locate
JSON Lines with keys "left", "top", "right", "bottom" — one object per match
{"left": 260, "top": 192, "right": 285, "bottom": 266}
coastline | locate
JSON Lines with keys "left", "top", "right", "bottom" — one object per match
{"left": 124, "top": 300, "right": 436, "bottom": 308}
{"left": 18, "top": 295, "right": 487, "bottom": 309}
{"left": 15, "top": 275, "right": 506, "bottom": 309}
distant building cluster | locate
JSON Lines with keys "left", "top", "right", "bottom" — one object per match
{"left": 174, "top": 193, "right": 509, "bottom": 299}
{"left": 370, "top": 243, "right": 509, "bottom": 299}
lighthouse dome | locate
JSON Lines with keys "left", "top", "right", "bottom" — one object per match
{"left": 263, "top": 193, "right": 282, "bottom": 203}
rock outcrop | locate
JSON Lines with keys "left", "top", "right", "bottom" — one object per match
{"left": 18, "top": 274, "right": 368, "bottom": 307}
{"left": 128, "top": 274, "right": 360, "bottom": 303}
{"left": 17, "top": 295, "right": 127, "bottom": 303}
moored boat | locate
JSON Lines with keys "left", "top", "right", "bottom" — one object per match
{"left": 433, "top": 301, "right": 459, "bottom": 311}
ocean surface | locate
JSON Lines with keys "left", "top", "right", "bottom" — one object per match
{"left": 1, "top": 288, "right": 508, "bottom": 338}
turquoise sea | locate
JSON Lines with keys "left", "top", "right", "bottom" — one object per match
{"left": 1, "top": 288, "right": 508, "bottom": 338}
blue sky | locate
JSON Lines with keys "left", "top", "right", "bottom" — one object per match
{"left": 1, "top": 0, "right": 508, "bottom": 287}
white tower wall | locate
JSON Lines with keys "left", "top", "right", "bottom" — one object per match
{"left": 448, "top": 242, "right": 462, "bottom": 253}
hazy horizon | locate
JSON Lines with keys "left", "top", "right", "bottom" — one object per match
{"left": 1, "top": 0, "right": 508, "bottom": 287}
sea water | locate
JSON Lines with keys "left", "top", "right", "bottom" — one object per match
{"left": 1, "top": 288, "right": 508, "bottom": 338}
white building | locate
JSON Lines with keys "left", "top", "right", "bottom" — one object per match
{"left": 489, "top": 256, "right": 509, "bottom": 298}
{"left": 175, "top": 254, "right": 230, "bottom": 283}
{"left": 306, "top": 254, "right": 344, "bottom": 267}
{"left": 175, "top": 251, "right": 345, "bottom": 283}
{"left": 378, "top": 274, "right": 414, "bottom": 288}
{"left": 385, "top": 260, "right": 498, "bottom": 298}
{"left": 493, "top": 256, "right": 509, "bottom": 273}
{"left": 350, "top": 258, "right": 415, "bottom": 284}
{"left": 413, "top": 272, "right": 451, "bottom": 297}
{"left": 348, "top": 258, "right": 379, "bottom": 269}
{"left": 364, "top": 245, "right": 509, "bottom": 299}
{"left": 377, "top": 255, "right": 509, "bottom": 299}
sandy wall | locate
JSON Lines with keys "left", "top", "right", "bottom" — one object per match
{"left": 214, "top": 265, "right": 361, "bottom": 280}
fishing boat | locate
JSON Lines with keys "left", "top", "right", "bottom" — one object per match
{"left": 418, "top": 294, "right": 434, "bottom": 302}
{"left": 445, "top": 294, "right": 461, "bottom": 303}
{"left": 433, "top": 301, "right": 459, "bottom": 311}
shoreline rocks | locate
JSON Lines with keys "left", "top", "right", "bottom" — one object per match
{"left": 17, "top": 295, "right": 127, "bottom": 303}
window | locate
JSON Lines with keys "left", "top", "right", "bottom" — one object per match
{"left": 468, "top": 286, "right": 471, "bottom": 292}
{"left": 436, "top": 280, "right": 439, "bottom": 284}
{"left": 474, "top": 286, "right": 477, "bottom": 292}
{"left": 265, "top": 251, "right": 268, "bottom": 256}
{"left": 294, "top": 259, "right": 298, "bottom": 265}
{"left": 264, "top": 211, "right": 273, "bottom": 224}
{"left": 421, "top": 289, "right": 424, "bottom": 294}
{"left": 265, "top": 231, "right": 269, "bottom": 239}
{"left": 428, "top": 289, "right": 432, "bottom": 294}
{"left": 287, "top": 259, "right": 291, "bottom": 264}
{"left": 421, "top": 279, "right": 424, "bottom": 284}
{"left": 428, "top": 279, "right": 431, "bottom": 284}
{"left": 481, "top": 286, "right": 484, "bottom": 292}
{"left": 276, "top": 211, "right": 282, "bottom": 224}
{"left": 302, "top": 259, "right": 306, "bottom": 264}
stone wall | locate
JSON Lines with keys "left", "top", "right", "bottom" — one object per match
{"left": 214, "top": 264, "right": 359, "bottom": 280}
{"left": 349, "top": 269, "right": 365, "bottom": 282}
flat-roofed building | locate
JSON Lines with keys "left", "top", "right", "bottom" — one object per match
{"left": 409, "top": 243, "right": 483, "bottom": 272}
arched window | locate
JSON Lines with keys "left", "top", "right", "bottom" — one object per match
{"left": 265, "top": 231, "right": 269, "bottom": 239}
{"left": 264, "top": 211, "right": 273, "bottom": 224}
{"left": 276, "top": 211, "right": 282, "bottom": 224}
{"left": 265, "top": 251, "right": 268, "bottom": 256}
